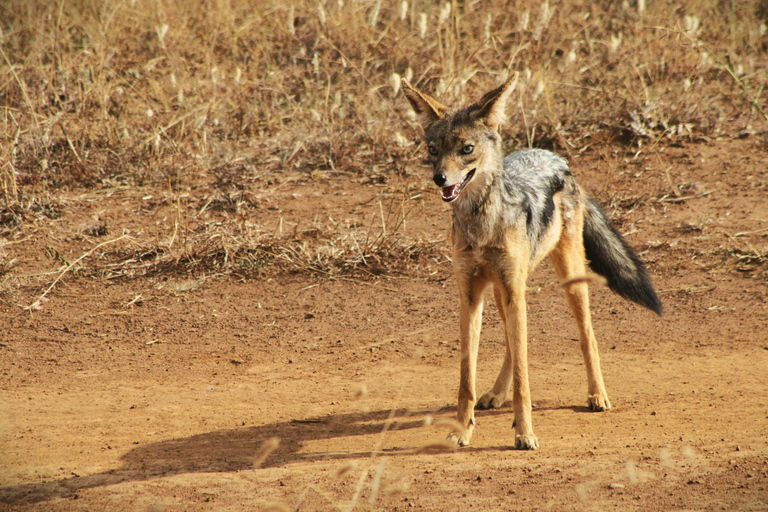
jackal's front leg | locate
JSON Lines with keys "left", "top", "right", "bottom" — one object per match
{"left": 447, "top": 265, "right": 488, "bottom": 447}
{"left": 493, "top": 244, "right": 538, "bottom": 450}
{"left": 477, "top": 286, "right": 513, "bottom": 410}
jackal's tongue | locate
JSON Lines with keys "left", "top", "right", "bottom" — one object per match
{"left": 440, "top": 169, "right": 475, "bottom": 202}
{"left": 442, "top": 183, "right": 461, "bottom": 201}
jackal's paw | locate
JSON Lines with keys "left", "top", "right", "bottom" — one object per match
{"left": 476, "top": 390, "right": 507, "bottom": 409}
{"left": 514, "top": 434, "right": 539, "bottom": 450}
{"left": 587, "top": 394, "right": 612, "bottom": 411}
{"left": 446, "top": 431, "right": 472, "bottom": 447}
{"left": 446, "top": 419, "right": 474, "bottom": 447}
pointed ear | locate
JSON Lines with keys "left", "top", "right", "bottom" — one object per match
{"left": 401, "top": 79, "right": 448, "bottom": 131}
{"left": 474, "top": 72, "right": 519, "bottom": 131}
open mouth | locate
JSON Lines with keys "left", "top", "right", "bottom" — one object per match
{"left": 441, "top": 169, "right": 476, "bottom": 202}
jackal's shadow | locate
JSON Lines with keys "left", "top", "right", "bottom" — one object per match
{"left": 0, "top": 405, "right": 515, "bottom": 505}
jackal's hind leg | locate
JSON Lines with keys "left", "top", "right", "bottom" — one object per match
{"left": 477, "top": 285, "right": 514, "bottom": 410}
{"left": 550, "top": 214, "right": 611, "bottom": 411}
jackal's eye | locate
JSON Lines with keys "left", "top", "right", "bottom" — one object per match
{"left": 427, "top": 144, "right": 438, "bottom": 156}
{"left": 461, "top": 144, "right": 475, "bottom": 155}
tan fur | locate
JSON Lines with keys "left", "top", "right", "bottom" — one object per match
{"left": 402, "top": 77, "right": 619, "bottom": 450}
{"left": 448, "top": 217, "right": 542, "bottom": 449}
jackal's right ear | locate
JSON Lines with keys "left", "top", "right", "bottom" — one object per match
{"left": 401, "top": 79, "right": 447, "bottom": 131}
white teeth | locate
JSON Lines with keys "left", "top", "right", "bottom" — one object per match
{"left": 442, "top": 184, "right": 460, "bottom": 201}
{"left": 439, "top": 169, "right": 475, "bottom": 202}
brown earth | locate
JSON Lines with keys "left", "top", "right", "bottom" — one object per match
{"left": 1, "top": 137, "right": 768, "bottom": 511}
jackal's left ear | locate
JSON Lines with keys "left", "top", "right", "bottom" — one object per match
{"left": 402, "top": 79, "right": 448, "bottom": 131}
{"left": 474, "top": 73, "right": 519, "bottom": 131}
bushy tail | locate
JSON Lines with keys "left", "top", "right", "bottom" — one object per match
{"left": 582, "top": 193, "right": 663, "bottom": 316}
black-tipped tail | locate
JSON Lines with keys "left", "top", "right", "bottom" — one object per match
{"left": 582, "top": 195, "right": 663, "bottom": 316}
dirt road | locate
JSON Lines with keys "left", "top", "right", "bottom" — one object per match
{"left": 2, "top": 139, "right": 768, "bottom": 511}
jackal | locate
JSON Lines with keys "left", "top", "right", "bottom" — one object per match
{"left": 402, "top": 75, "right": 662, "bottom": 450}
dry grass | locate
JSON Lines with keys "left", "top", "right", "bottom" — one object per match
{"left": 1, "top": 0, "right": 768, "bottom": 284}
{"left": 95, "top": 190, "right": 446, "bottom": 280}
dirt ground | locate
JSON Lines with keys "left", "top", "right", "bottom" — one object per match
{"left": 1, "top": 137, "right": 768, "bottom": 511}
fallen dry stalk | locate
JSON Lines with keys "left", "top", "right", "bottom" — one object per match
{"left": 560, "top": 274, "right": 608, "bottom": 289}
{"left": 23, "top": 234, "right": 131, "bottom": 311}
{"left": 431, "top": 417, "right": 469, "bottom": 437}
{"left": 253, "top": 437, "right": 281, "bottom": 468}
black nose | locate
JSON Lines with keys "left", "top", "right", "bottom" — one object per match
{"left": 433, "top": 173, "right": 447, "bottom": 186}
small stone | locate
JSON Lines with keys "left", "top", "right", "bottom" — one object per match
{"left": 609, "top": 483, "right": 625, "bottom": 490}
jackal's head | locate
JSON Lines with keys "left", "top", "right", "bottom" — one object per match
{"left": 402, "top": 75, "right": 518, "bottom": 203}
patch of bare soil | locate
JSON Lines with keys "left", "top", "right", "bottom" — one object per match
{"left": 1, "top": 138, "right": 768, "bottom": 511}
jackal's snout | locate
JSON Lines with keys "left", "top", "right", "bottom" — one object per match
{"left": 433, "top": 172, "right": 447, "bottom": 187}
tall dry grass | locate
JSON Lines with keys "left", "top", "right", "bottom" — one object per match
{"left": 1, "top": 0, "right": 767, "bottom": 281}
